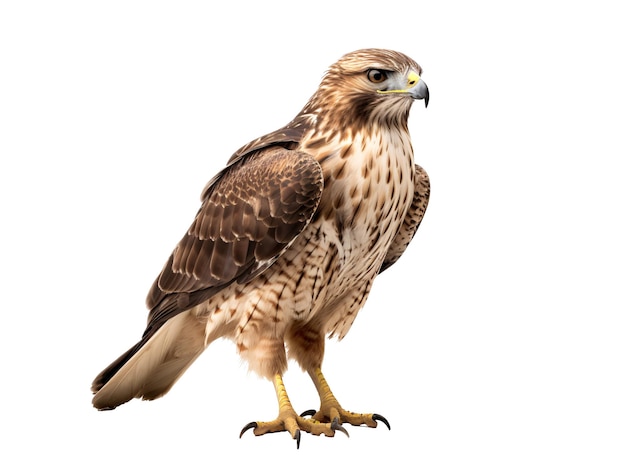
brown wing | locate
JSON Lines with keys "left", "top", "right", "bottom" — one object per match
{"left": 379, "top": 164, "right": 430, "bottom": 273}
{"left": 145, "top": 146, "right": 323, "bottom": 330}
{"left": 92, "top": 132, "right": 320, "bottom": 392}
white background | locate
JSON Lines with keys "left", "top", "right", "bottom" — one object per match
{"left": 1, "top": 1, "right": 624, "bottom": 469}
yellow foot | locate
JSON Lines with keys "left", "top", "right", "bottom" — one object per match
{"left": 300, "top": 408, "right": 390, "bottom": 430}
{"left": 239, "top": 414, "right": 348, "bottom": 449}
{"left": 239, "top": 373, "right": 348, "bottom": 448}
{"left": 303, "top": 367, "right": 391, "bottom": 430}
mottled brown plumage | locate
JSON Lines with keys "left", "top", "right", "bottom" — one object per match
{"left": 92, "top": 49, "right": 430, "bottom": 446}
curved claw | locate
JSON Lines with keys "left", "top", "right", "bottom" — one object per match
{"left": 331, "top": 417, "right": 350, "bottom": 438}
{"left": 239, "top": 421, "right": 258, "bottom": 438}
{"left": 295, "top": 429, "right": 301, "bottom": 449}
{"left": 372, "top": 413, "right": 391, "bottom": 430}
{"left": 300, "top": 409, "right": 317, "bottom": 417}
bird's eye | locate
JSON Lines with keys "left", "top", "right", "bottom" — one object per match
{"left": 367, "top": 69, "right": 387, "bottom": 83}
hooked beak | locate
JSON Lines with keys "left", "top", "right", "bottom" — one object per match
{"left": 412, "top": 78, "right": 429, "bottom": 108}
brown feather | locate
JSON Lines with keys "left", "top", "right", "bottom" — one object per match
{"left": 147, "top": 146, "right": 323, "bottom": 311}
{"left": 380, "top": 164, "right": 430, "bottom": 273}
{"left": 92, "top": 49, "right": 430, "bottom": 413}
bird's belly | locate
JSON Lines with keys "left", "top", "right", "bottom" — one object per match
{"left": 201, "top": 143, "right": 415, "bottom": 353}
{"left": 284, "top": 151, "right": 415, "bottom": 324}
{"left": 329, "top": 193, "right": 410, "bottom": 295}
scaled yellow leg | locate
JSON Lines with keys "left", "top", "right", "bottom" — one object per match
{"left": 240, "top": 373, "right": 347, "bottom": 448}
{"left": 304, "top": 367, "right": 390, "bottom": 430}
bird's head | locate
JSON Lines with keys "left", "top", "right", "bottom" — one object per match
{"left": 333, "top": 49, "right": 429, "bottom": 106}
{"left": 307, "top": 49, "right": 428, "bottom": 129}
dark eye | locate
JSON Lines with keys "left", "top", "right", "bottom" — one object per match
{"left": 367, "top": 69, "right": 387, "bottom": 83}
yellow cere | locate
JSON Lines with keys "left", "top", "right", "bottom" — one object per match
{"left": 377, "top": 71, "right": 421, "bottom": 94}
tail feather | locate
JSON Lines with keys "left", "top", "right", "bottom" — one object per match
{"left": 91, "top": 312, "right": 206, "bottom": 410}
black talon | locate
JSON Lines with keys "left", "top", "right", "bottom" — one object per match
{"left": 295, "top": 429, "right": 301, "bottom": 449}
{"left": 331, "top": 417, "right": 350, "bottom": 438}
{"left": 300, "top": 409, "right": 316, "bottom": 417}
{"left": 372, "top": 413, "right": 391, "bottom": 430}
{"left": 239, "top": 421, "right": 258, "bottom": 438}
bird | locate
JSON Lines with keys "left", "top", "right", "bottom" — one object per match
{"left": 91, "top": 48, "right": 430, "bottom": 448}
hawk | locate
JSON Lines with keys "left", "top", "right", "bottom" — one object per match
{"left": 92, "top": 48, "right": 430, "bottom": 447}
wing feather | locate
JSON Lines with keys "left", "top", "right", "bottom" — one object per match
{"left": 379, "top": 164, "right": 430, "bottom": 273}
{"left": 146, "top": 146, "right": 323, "bottom": 321}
